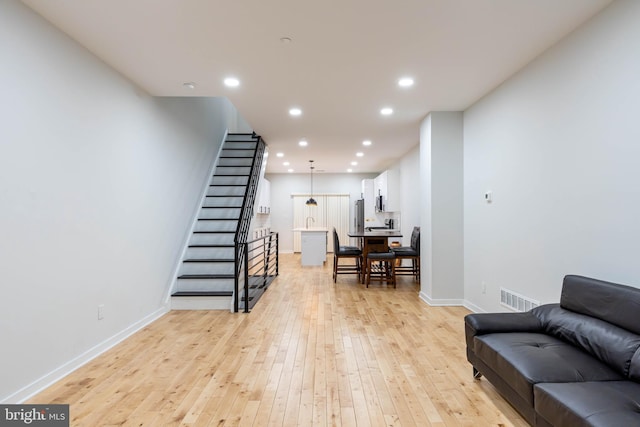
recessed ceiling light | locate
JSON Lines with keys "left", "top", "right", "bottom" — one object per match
{"left": 347, "top": 168, "right": 353, "bottom": 173}
{"left": 398, "top": 77, "right": 414, "bottom": 87}
{"left": 183, "top": 82, "right": 195, "bottom": 89}
{"left": 356, "top": 152, "right": 364, "bottom": 157}
{"left": 299, "top": 140, "right": 308, "bottom": 147}
{"left": 289, "top": 107, "right": 302, "bottom": 116}
{"left": 362, "top": 140, "right": 372, "bottom": 146}
{"left": 288, "top": 168, "right": 294, "bottom": 173}
{"left": 351, "top": 161, "right": 358, "bottom": 166}
{"left": 283, "top": 161, "right": 290, "bottom": 166}
{"left": 224, "top": 77, "right": 240, "bottom": 87}
{"left": 276, "top": 152, "right": 284, "bottom": 157}
{"left": 380, "top": 107, "right": 393, "bottom": 116}
{"left": 280, "top": 37, "right": 292, "bottom": 43}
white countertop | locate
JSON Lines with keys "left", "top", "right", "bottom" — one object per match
{"left": 293, "top": 227, "right": 328, "bottom": 232}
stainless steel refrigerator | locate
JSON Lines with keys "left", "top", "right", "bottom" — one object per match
{"left": 354, "top": 199, "right": 364, "bottom": 230}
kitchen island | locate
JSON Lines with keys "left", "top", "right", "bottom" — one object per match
{"left": 293, "top": 227, "right": 328, "bottom": 266}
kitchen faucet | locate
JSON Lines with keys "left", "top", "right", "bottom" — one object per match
{"left": 306, "top": 216, "right": 315, "bottom": 229}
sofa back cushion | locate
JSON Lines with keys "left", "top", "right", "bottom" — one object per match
{"left": 561, "top": 275, "right": 640, "bottom": 335}
{"left": 534, "top": 304, "right": 640, "bottom": 378}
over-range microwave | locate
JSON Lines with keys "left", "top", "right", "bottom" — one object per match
{"left": 375, "top": 194, "right": 384, "bottom": 212}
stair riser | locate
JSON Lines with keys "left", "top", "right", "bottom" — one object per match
{"left": 225, "top": 134, "right": 258, "bottom": 142}
{"left": 216, "top": 166, "right": 251, "bottom": 175}
{"left": 179, "top": 263, "right": 234, "bottom": 275}
{"left": 220, "top": 149, "right": 255, "bottom": 158}
{"left": 224, "top": 142, "right": 258, "bottom": 150}
{"left": 194, "top": 220, "right": 237, "bottom": 232}
{"left": 176, "top": 278, "right": 235, "bottom": 292}
{"left": 199, "top": 208, "right": 241, "bottom": 219}
{"left": 207, "top": 187, "right": 246, "bottom": 197}
{"left": 210, "top": 176, "right": 249, "bottom": 186}
{"left": 186, "top": 247, "right": 235, "bottom": 259}
{"left": 171, "top": 296, "right": 232, "bottom": 310}
{"left": 189, "top": 234, "right": 235, "bottom": 245}
{"left": 218, "top": 158, "right": 254, "bottom": 167}
{"left": 203, "top": 198, "right": 243, "bottom": 208}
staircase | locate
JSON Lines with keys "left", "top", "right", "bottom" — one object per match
{"left": 171, "top": 133, "right": 263, "bottom": 310}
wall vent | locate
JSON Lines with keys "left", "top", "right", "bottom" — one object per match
{"left": 500, "top": 287, "right": 540, "bottom": 312}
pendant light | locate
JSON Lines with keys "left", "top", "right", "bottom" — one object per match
{"left": 306, "top": 160, "right": 317, "bottom": 206}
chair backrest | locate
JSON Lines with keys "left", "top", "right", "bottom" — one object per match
{"left": 410, "top": 227, "right": 420, "bottom": 253}
{"left": 332, "top": 227, "right": 340, "bottom": 250}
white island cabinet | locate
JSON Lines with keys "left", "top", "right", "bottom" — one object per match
{"left": 294, "top": 228, "right": 327, "bottom": 266}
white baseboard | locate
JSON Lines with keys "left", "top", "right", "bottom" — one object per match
{"left": 419, "top": 291, "right": 464, "bottom": 306}
{"left": 3, "top": 306, "right": 169, "bottom": 404}
{"left": 462, "top": 300, "right": 485, "bottom": 313}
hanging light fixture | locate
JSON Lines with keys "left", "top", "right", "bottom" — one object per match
{"left": 306, "top": 160, "right": 317, "bottom": 206}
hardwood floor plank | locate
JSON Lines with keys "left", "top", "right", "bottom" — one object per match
{"left": 29, "top": 253, "right": 526, "bottom": 426}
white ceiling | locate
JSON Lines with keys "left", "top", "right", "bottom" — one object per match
{"left": 22, "top": 0, "right": 612, "bottom": 174}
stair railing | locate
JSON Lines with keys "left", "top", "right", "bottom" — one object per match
{"left": 234, "top": 134, "right": 266, "bottom": 312}
{"left": 239, "top": 232, "right": 279, "bottom": 312}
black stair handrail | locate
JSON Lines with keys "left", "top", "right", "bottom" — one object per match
{"left": 234, "top": 133, "right": 266, "bottom": 312}
{"left": 238, "top": 232, "right": 279, "bottom": 312}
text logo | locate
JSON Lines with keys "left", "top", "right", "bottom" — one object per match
{"left": 1, "top": 405, "right": 69, "bottom": 426}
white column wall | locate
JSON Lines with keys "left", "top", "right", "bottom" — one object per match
{"left": 398, "top": 145, "right": 421, "bottom": 245}
{"left": 420, "top": 116, "right": 434, "bottom": 298}
{"left": 0, "top": 1, "right": 238, "bottom": 402}
{"left": 463, "top": 0, "right": 640, "bottom": 312}
{"left": 420, "top": 112, "right": 464, "bottom": 304}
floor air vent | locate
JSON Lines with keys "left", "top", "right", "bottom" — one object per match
{"left": 500, "top": 288, "right": 540, "bottom": 312}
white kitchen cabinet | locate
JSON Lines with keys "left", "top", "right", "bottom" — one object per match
{"left": 361, "top": 179, "right": 377, "bottom": 224}
{"left": 374, "top": 169, "right": 400, "bottom": 212}
{"left": 256, "top": 178, "right": 271, "bottom": 214}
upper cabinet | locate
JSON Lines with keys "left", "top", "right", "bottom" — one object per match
{"left": 361, "top": 179, "right": 377, "bottom": 222}
{"left": 374, "top": 169, "right": 400, "bottom": 212}
{"left": 255, "top": 178, "right": 270, "bottom": 214}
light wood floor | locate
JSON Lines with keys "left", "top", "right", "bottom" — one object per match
{"left": 31, "top": 254, "right": 527, "bottom": 426}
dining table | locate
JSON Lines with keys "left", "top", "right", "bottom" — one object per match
{"left": 347, "top": 228, "right": 403, "bottom": 283}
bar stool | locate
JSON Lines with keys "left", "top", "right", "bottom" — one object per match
{"left": 391, "top": 226, "right": 420, "bottom": 282}
{"left": 366, "top": 251, "right": 396, "bottom": 288}
{"left": 332, "top": 228, "right": 362, "bottom": 282}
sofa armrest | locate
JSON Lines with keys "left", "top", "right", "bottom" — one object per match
{"left": 465, "top": 311, "right": 543, "bottom": 350}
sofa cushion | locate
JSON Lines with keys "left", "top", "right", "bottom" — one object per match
{"left": 474, "top": 333, "right": 623, "bottom": 405}
{"left": 465, "top": 311, "right": 543, "bottom": 350}
{"left": 534, "top": 381, "right": 640, "bottom": 427}
{"left": 533, "top": 304, "right": 640, "bottom": 377}
{"left": 631, "top": 348, "right": 640, "bottom": 382}
{"left": 561, "top": 275, "right": 640, "bottom": 335}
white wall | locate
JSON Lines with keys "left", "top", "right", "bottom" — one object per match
{"left": 266, "top": 173, "right": 377, "bottom": 252}
{"left": 463, "top": 0, "right": 640, "bottom": 312}
{"left": 0, "top": 1, "right": 239, "bottom": 402}
{"left": 420, "top": 112, "right": 464, "bottom": 304}
{"left": 397, "top": 146, "right": 421, "bottom": 246}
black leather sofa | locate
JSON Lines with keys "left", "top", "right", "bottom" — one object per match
{"left": 465, "top": 275, "right": 640, "bottom": 426}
